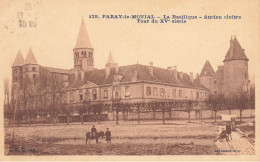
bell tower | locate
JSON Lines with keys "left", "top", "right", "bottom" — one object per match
{"left": 73, "top": 18, "right": 94, "bottom": 71}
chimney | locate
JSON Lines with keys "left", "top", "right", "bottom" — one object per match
{"left": 75, "top": 70, "right": 78, "bottom": 80}
{"left": 173, "top": 66, "right": 177, "bottom": 79}
{"left": 105, "top": 65, "right": 110, "bottom": 78}
{"left": 149, "top": 62, "right": 153, "bottom": 76}
{"left": 167, "top": 66, "right": 172, "bottom": 73}
{"left": 179, "top": 72, "right": 183, "bottom": 80}
{"left": 80, "top": 70, "right": 84, "bottom": 81}
{"left": 115, "top": 63, "right": 119, "bottom": 73}
{"left": 190, "top": 72, "right": 193, "bottom": 82}
{"left": 196, "top": 73, "right": 199, "bottom": 79}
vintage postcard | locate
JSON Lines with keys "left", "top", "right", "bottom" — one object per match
{"left": 0, "top": 0, "right": 259, "bottom": 161}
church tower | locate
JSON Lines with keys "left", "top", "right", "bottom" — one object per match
{"left": 73, "top": 18, "right": 94, "bottom": 71}
{"left": 223, "top": 36, "right": 249, "bottom": 97}
{"left": 199, "top": 60, "right": 215, "bottom": 94}
{"left": 12, "top": 50, "right": 24, "bottom": 86}
{"left": 23, "top": 47, "right": 39, "bottom": 81}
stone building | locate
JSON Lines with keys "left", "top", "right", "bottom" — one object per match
{"left": 198, "top": 36, "right": 250, "bottom": 97}
{"left": 10, "top": 18, "right": 249, "bottom": 121}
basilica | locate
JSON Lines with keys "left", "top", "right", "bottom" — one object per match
{"left": 11, "top": 18, "right": 250, "bottom": 111}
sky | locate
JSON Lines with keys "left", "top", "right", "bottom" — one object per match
{"left": 0, "top": 0, "right": 259, "bottom": 85}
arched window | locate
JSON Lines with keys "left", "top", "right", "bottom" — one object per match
{"left": 160, "top": 88, "right": 165, "bottom": 97}
{"left": 79, "top": 91, "right": 83, "bottom": 101}
{"left": 85, "top": 90, "right": 90, "bottom": 99}
{"left": 92, "top": 89, "right": 97, "bottom": 100}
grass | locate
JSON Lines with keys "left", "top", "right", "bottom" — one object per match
{"left": 5, "top": 120, "right": 221, "bottom": 155}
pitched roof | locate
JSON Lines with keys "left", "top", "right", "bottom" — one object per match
{"left": 41, "top": 66, "right": 71, "bottom": 74}
{"left": 12, "top": 50, "right": 24, "bottom": 67}
{"left": 74, "top": 18, "right": 92, "bottom": 49}
{"left": 200, "top": 61, "right": 214, "bottom": 76}
{"left": 67, "top": 64, "right": 207, "bottom": 90}
{"left": 224, "top": 37, "right": 248, "bottom": 62}
{"left": 24, "top": 48, "right": 38, "bottom": 65}
{"left": 106, "top": 51, "right": 114, "bottom": 64}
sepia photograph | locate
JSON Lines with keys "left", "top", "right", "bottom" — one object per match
{"left": 0, "top": 0, "right": 259, "bottom": 160}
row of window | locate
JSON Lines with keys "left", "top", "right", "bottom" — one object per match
{"left": 13, "top": 74, "right": 37, "bottom": 82}
{"left": 74, "top": 59, "right": 94, "bottom": 66}
{"left": 146, "top": 86, "right": 207, "bottom": 99}
{"left": 13, "top": 66, "right": 37, "bottom": 74}
{"left": 74, "top": 51, "right": 93, "bottom": 58}
{"left": 70, "top": 86, "right": 131, "bottom": 102}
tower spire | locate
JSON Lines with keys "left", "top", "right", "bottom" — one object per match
{"left": 24, "top": 47, "right": 38, "bottom": 65}
{"left": 106, "top": 51, "right": 114, "bottom": 65}
{"left": 74, "top": 18, "right": 92, "bottom": 49}
{"left": 12, "top": 50, "right": 24, "bottom": 67}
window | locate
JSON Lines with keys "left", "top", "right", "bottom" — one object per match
{"left": 160, "top": 88, "right": 165, "bottom": 97}
{"left": 214, "top": 80, "right": 217, "bottom": 84}
{"left": 33, "top": 74, "right": 36, "bottom": 79}
{"left": 196, "top": 92, "right": 199, "bottom": 98}
{"left": 245, "top": 73, "right": 247, "bottom": 79}
{"left": 178, "top": 90, "right": 182, "bottom": 98}
{"left": 13, "top": 68, "right": 17, "bottom": 74}
{"left": 205, "top": 92, "right": 207, "bottom": 98}
{"left": 70, "top": 92, "right": 74, "bottom": 101}
{"left": 79, "top": 91, "right": 83, "bottom": 101}
{"left": 125, "top": 86, "right": 130, "bottom": 97}
{"left": 153, "top": 87, "right": 158, "bottom": 96}
{"left": 85, "top": 90, "right": 90, "bottom": 99}
{"left": 167, "top": 89, "right": 170, "bottom": 97}
{"left": 92, "top": 89, "right": 97, "bottom": 100}
{"left": 13, "top": 76, "right": 17, "bottom": 82}
{"left": 146, "top": 86, "right": 151, "bottom": 96}
{"left": 200, "top": 92, "right": 202, "bottom": 98}
{"left": 81, "top": 51, "right": 86, "bottom": 57}
{"left": 191, "top": 91, "right": 193, "bottom": 98}
{"left": 214, "top": 91, "right": 217, "bottom": 95}
{"left": 104, "top": 89, "right": 108, "bottom": 99}
{"left": 115, "top": 91, "right": 119, "bottom": 98}
{"left": 32, "top": 67, "right": 36, "bottom": 71}
{"left": 172, "top": 89, "right": 176, "bottom": 98}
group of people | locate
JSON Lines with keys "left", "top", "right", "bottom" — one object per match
{"left": 90, "top": 125, "right": 112, "bottom": 143}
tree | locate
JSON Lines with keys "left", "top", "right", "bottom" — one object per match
{"left": 112, "top": 99, "right": 121, "bottom": 125}
{"left": 206, "top": 94, "right": 225, "bottom": 123}
{"left": 224, "top": 97, "right": 234, "bottom": 115}
{"left": 77, "top": 100, "right": 90, "bottom": 124}
{"left": 183, "top": 100, "right": 197, "bottom": 123}
{"left": 135, "top": 102, "right": 144, "bottom": 124}
{"left": 62, "top": 104, "right": 74, "bottom": 125}
{"left": 249, "top": 86, "right": 255, "bottom": 109}
{"left": 232, "top": 89, "right": 250, "bottom": 122}
{"left": 4, "top": 78, "right": 11, "bottom": 125}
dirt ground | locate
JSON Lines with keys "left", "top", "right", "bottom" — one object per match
{"left": 5, "top": 120, "right": 220, "bottom": 155}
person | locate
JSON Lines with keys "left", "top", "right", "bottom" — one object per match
{"left": 215, "top": 128, "right": 226, "bottom": 142}
{"left": 91, "top": 125, "right": 96, "bottom": 138}
{"left": 226, "top": 123, "right": 232, "bottom": 140}
{"left": 105, "top": 128, "right": 111, "bottom": 143}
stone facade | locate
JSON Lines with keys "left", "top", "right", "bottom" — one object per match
{"left": 14, "top": 18, "right": 246, "bottom": 112}
{"left": 199, "top": 36, "right": 250, "bottom": 97}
